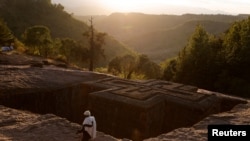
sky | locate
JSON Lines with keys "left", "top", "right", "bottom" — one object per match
{"left": 51, "top": 0, "right": 250, "bottom": 15}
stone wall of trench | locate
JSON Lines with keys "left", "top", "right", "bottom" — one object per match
{"left": 0, "top": 77, "right": 247, "bottom": 141}
{"left": 0, "top": 83, "right": 102, "bottom": 123}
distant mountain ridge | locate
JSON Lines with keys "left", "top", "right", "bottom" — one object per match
{"left": 76, "top": 13, "right": 248, "bottom": 62}
{"left": 52, "top": 0, "right": 240, "bottom": 16}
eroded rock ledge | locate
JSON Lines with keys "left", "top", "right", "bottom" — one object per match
{"left": 0, "top": 105, "right": 123, "bottom": 141}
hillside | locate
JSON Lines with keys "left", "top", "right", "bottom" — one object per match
{"left": 0, "top": 0, "right": 133, "bottom": 67}
{"left": 76, "top": 13, "right": 248, "bottom": 62}
{"left": 124, "top": 20, "right": 231, "bottom": 62}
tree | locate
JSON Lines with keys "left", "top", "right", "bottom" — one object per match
{"left": 22, "top": 25, "right": 53, "bottom": 57}
{"left": 0, "top": 19, "right": 14, "bottom": 46}
{"left": 120, "top": 55, "right": 137, "bottom": 79}
{"left": 162, "top": 58, "right": 177, "bottom": 81}
{"left": 60, "top": 38, "right": 78, "bottom": 62}
{"left": 108, "top": 54, "right": 161, "bottom": 79}
{"left": 172, "top": 25, "right": 220, "bottom": 89}
{"left": 108, "top": 54, "right": 137, "bottom": 79}
{"left": 108, "top": 56, "right": 122, "bottom": 75}
{"left": 174, "top": 25, "right": 209, "bottom": 82}
{"left": 83, "top": 17, "right": 106, "bottom": 71}
{"left": 218, "top": 17, "right": 250, "bottom": 97}
{"left": 136, "top": 54, "right": 161, "bottom": 79}
{"left": 161, "top": 19, "right": 250, "bottom": 98}
{"left": 59, "top": 38, "right": 89, "bottom": 65}
{"left": 223, "top": 17, "right": 250, "bottom": 71}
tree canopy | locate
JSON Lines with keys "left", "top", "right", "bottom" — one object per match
{"left": 162, "top": 17, "right": 250, "bottom": 98}
{"left": 174, "top": 25, "right": 214, "bottom": 86}
{"left": 0, "top": 19, "right": 14, "bottom": 46}
{"left": 108, "top": 54, "right": 161, "bottom": 79}
{"left": 22, "top": 25, "right": 52, "bottom": 57}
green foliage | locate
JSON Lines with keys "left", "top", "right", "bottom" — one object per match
{"left": 0, "top": 19, "right": 14, "bottom": 46}
{"left": 173, "top": 25, "right": 211, "bottom": 86}
{"left": 95, "top": 67, "right": 108, "bottom": 74}
{"left": 108, "top": 56, "right": 122, "bottom": 75}
{"left": 13, "top": 40, "right": 24, "bottom": 52}
{"left": 60, "top": 38, "right": 83, "bottom": 63}
{"left": 108, "top": 54, "right": 137, "bottom": 79}
{"left": 0, "top": 19, "right": 27, "bottom": 52}
{"left": 108, "top": 54, "right": 161, "bottom": 79}
{"left": 136, "top": 54, "right": 161, "bottom": 79}
{"left": 162, "top": 58, "right": 177, "bottom": 81}
{"left": 108, "top": 55, "right": 136, "bottom": 79}
{"left": 50, "top": 38, "right": 89, "bottom": 67}
{"left": 0, "top": 0, "right": 80, "bottom": 39}
{"left": 162, "top": 17, "right": 250, "bottom": 98}
{"left": 162, "top": 25, "right": 224, "bottom": 89}
{"left": 22, "top": 25, "right": 52, "bottom": 57}
{"left": 217, "top": 17, "right": 250, "bottom": 97}
{"left": 120, "top": 54, "right": 137, "bottom": 79}
{"left": 223, "top": 17, "right": 250, "bottom": 66}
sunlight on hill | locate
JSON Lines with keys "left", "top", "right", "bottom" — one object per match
{"left": 52, "top": 0, "right": 250, "bottom": 15}
{"left": 100, "top": 0, "right": 141, "bottom": 12}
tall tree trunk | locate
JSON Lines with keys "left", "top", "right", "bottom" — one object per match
{"left": 89, "top": 17, "right": 94, "bottom": 71}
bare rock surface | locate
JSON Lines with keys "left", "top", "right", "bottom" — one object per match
{"left": 0, "top": 52, "right": 109, "bottom": 94}
{"left": 0, "top": 105, "right": 125, "bottom": 141}
{"left": 1, "top": 101, "right": 249, "bottom": 141}
{"left": 145, "top": 101, "right": 250, "bottom": 141}
{"left": 1, "top": 52, "right": 250, "bottom": 141}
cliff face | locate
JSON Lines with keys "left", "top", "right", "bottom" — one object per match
{"left": 0, "top": 52, "right": 249, "bottom": 141}
{"left": 0, "top": 105, "right": 81, "bottom": 141}
{"left": 1, "top": 101, "right": 250, "bottom": 141}
{"left": 145, "top": 101, "right": 250, "bottom": 141}
{"left": 0, "top": 52, "right": 109, "bottom": 128}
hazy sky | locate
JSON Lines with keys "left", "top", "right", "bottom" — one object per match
{"left": 51, "top": 0, "right": 250, "bottom": 15}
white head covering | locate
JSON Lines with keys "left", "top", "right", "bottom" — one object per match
{"left": 84, "top": 110, "right": 91, "bottom": 116}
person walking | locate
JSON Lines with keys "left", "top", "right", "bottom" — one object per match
{"left": 77, "top": 110, "right": 97, "bottom": 141}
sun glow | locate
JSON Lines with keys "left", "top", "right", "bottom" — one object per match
{"left": 52, "top": 0, "right": 250, "bottom": 15}
{"left": 101, "top": 0, "right": 155, "bottom": 12}
{"left": 97, "top": 0, "right": 207, "bottom": 14}
{"left": 101, "top": 1, "right": 134, "bottom": 12}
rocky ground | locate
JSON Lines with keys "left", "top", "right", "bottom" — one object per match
{"left": 0, "top": 51, "right": 128, "bottom": 141}
{"left": 1, "top": 51, "right": 250, "bottom": 141}
{"left": 145, "top": 101, "right": 250, "bottom": 141}
{"left": 0, "top": 105, "right": 125, "bottom": 141}
{"left": 1, "top": 100, "right": 249, "bottom": 141}
{"left": 0, "top": 51, "right": 109, "bottom": 94}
